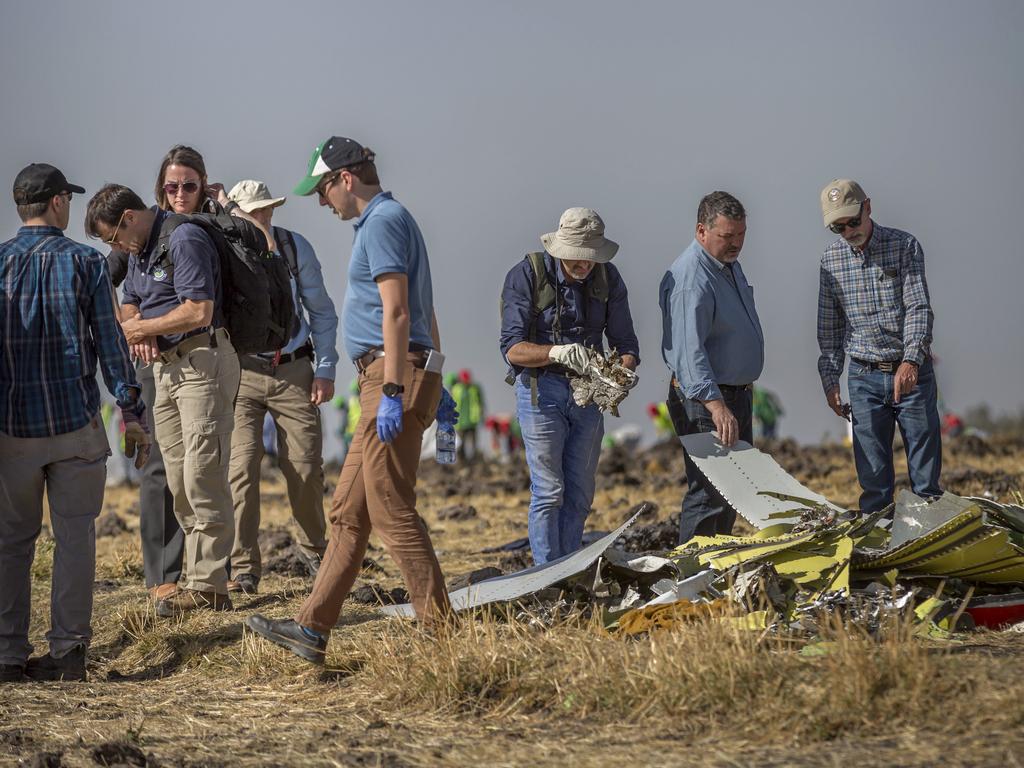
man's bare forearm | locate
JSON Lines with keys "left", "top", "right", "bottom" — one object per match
{"left": 131, "top": 300, "right": 212, "bottom": 337}
{"left": 506, "top": 341, "right": 554, "bottom": 368}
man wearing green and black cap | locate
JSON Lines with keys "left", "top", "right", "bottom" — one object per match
{"left": 248, "top": 137, "right": 458, "bottom": 664}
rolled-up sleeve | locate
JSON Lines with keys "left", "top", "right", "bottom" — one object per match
{"left": 672, "top": 286, "right": 721, "bottom": 402}
{"left": 900, "top": 236, "right": 933, "bottom": 366}
{"left": 294, "top": 233, "right": 340, "bottom": 380}
{"left": 605, "top": 266, "right": 640, "bottom": 362}
{"left": 499, "top": 262, "right": 533, "bottom": 362}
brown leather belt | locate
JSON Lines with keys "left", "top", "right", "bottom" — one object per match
{"left": 158, "top": 328, "right": 229, "bottom": 365}
{"left": 354, "top": 346, "right": 431, "bottom": 374}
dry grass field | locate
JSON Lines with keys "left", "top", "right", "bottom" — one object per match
{"left": 4, "top": 435, "right": 1024, "bottom": 767}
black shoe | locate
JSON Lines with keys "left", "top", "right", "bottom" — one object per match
{"left": 227, "top": 574, "right": 259, "bottom": 595}
{"left": 0, "top": 663, "right": 25, "bottom": 682}
{"left": 25, "top": 646, "right": 86, "bottom": 682}
{"left": 246, "top": 614, "right": 326, "bottom": 665}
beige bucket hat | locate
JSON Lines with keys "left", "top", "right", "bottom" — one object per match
{"left": 541, "top": 207, "right": 619, "bottom": 263}
{"left": 228, "top": 179, "right": 286, "bottom": 213}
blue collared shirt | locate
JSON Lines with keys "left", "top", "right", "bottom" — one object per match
{"left": 500, "top": 253, "right": 640, "bottom": 380}
{"left": 817, "top": 222, "right": 934, "bottom": 393}
{"left": 342, "top": 192, "right": 434, "bottom": 361}
{"left": 659, "top": 239, "right": 765, "bottom": 401}
{"left": 274, "top": 228, "right": 339, "bottom": 380}
{"left": 0, "top": 226, "right": 139, "bottom": 437}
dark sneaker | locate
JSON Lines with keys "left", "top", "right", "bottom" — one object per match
{"left": 156, "top": 589, "right": 233, "bottom": 618}
{"left": 226, "top": 574, "right": 259, "bottom": 595}
{"left": 25, "top": 646, "right": 86, "bottom": 682}
{"left": 0, "top": 663, "right": 25, "bottom": 682}
{"left": 296, "top": 549, "right": 323, "bottom": 579}
{"left": 246, "top": 614, "right": 326, "bottom": 665}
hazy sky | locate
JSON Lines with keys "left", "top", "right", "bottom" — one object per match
{"left": 2, "top": 1, "right": 1022, "bottom": 445}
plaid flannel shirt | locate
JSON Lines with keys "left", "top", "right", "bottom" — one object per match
{"left": 817, "top": 222, "right": 934, "bottom": 394}
{"left": 0, "top": 226, "right": 139, "bottom": 437}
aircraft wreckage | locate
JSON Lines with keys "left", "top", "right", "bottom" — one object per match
{"left": 385, "top": 434, "right": 1024, "bottom": 637}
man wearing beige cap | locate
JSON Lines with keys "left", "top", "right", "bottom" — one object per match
{"left": 500, "top": 207, "right": 639, "bottom": 564}
{"left": 817, "top": 179, "right": 941, "bottom": 513}
{"left": 224, "top": 180, "right": 339, "bottom": 594}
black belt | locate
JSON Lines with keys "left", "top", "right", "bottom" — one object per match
{"left": 719, "top": 383, "right": 752, "bottom": 393}
{"left": 354, "top": 343, "right": 431, "bottom": 374}
{"left": 851, "top": 357, "right": 901, "bottom": 373}
{"left": 241, "top": 342, "right": 314, "bottom": 373}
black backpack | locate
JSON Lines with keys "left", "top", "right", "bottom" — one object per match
{"left": 155, "top": 212, "right": 297, "bottom": 354}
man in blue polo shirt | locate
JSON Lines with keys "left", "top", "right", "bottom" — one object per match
{"left": 248, "top": 136, "right": 457, "bottom": 665}
{"left": 1, "top": 164, "right": 149, "bottom": 683}
{"left": 660, "top": 191, "right": 764, "bottom": 544}
{"left": 86, "top": 184, "right": 240, "bottom": 618}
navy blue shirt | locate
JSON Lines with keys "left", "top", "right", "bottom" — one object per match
{"left": 500, "top": 253, "right": 640, "bottom": 381}
{"left": 121, "top": 211, "right": 223, "bottom": 350}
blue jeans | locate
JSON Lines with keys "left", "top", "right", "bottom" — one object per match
{"left": 669, "top": 383, "right": 753, "bottom": 544}
{"left": 516, "top": 374, "right": 604, "bottom": 565}
{"left": 848, "top": 358, "right": 942, "bottom": 513}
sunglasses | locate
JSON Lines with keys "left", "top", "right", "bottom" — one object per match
{"left": 315, "top": 171, "right": 343, "bottom": 198}
{"left": 829, "top": 204, "right": 864, "bottom": 234}
{"left": 163, "top": 180, "right": 201, "bottom": 196}
{"left": 103, "top": 209, "right": 127, "bottom": 245}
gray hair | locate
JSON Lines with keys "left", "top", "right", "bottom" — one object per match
{"left": 697, "top": 191, "right": 746, "bottom": 228}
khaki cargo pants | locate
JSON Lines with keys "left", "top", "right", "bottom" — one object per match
{"left": 153, "top": 330, "right": 241, "bottom": 594}
{"left": 229, "top": 357, "right": 327, "bottom": 580}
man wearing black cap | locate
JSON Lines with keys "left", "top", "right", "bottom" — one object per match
{"left": 0, "top": 164, "right": 150, "bottom": 683}
{"left": 247, "top": 137, "right": 458, "bottom": 664}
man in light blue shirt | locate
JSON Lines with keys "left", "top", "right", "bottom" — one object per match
{"left": 224, "top": 180, "right": 339, "bottom": 594}
{"left": 659, "top": 191, "right": 764, "bottom": 543}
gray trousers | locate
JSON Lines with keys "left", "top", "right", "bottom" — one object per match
{"left": 0, "top": 417, "right": 110, "bottom": 664}
{"left": 138, "top": 365, "right": 184, "bottom": 588}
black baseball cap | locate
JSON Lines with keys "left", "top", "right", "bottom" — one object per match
{"left": 13, "top": 163, "right": 85, "bottom": 205}
{"left": 294, "top": 137, "right": 375, "bottom": 196}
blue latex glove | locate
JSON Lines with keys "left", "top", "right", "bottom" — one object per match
{"left": 376, "top": 394, "right": 404, "bottom": 443}
{"left": 436, "top": 387, "right": 459, "bottom": 426}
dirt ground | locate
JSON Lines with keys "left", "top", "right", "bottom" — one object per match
{"left": 3, "top": 434, "right": 1024, "bottom": 767}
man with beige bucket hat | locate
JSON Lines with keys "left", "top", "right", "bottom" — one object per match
{"left": 224, "top": 180, "right": 339, "bottom": 594}
{"left": 500, "top": 207, "right": 639, "bottom": 564}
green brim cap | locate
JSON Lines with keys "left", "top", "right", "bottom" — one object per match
{"left": 293, "top": 141, "right": 328, "bottom": 197}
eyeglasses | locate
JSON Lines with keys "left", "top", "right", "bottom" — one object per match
{"left": 829, "top": 204, "right": 864, "bottom": 234}
{"left": 315, "top": 172, "right": 342, "bottom": 198}
{"left": 103, "top": 209, "right": 127, "bottom": 245}
{"left": 163, "top": 180, "right": 200, "bottom": 196}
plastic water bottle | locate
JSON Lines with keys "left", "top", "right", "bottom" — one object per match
{"left": 436, "top": 421, "right": 457, "bottom": 465}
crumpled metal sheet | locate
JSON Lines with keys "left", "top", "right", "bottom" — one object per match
{"left": 380, "top": 510, "right": 642, "bottom": 617}
{"left": 568, "top": 350, "right": 638, "bottom": 416}
{"left": 680, "top": 433, "right": 844, "bottom": 529}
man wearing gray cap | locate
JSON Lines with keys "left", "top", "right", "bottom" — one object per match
{"left": 0, "top": 164, "right": 149, "bottom": 682}
{"left": 659, "top": 191, "right": 764, "bottom": 544}
{"left": 224, "top": 180, "right": 339, "bottom": 594}
{"left": 500, "top": 207, "right": 640, "bottom": 565}
{"left": 817, "top": 179, "right": 941, "bottom": 513}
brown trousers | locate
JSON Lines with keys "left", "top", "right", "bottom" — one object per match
{"left": 296, "top": 356, "right": 449, "bottom": 632}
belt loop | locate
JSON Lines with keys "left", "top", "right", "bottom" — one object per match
{"left": 209, "top": 327, "right": 218, "bottom": 349}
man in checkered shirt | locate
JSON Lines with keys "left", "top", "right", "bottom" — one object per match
{"left": 817, "top": 179, "right": 942, "bottom": 514}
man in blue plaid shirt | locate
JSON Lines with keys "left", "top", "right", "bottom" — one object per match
{"left": 0, "top": 164, "right": 150, "bottom": 684}
{"left": 817, "top": 179, "right": 941, "bottom": 514}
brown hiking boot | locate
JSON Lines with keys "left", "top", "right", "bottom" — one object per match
{"left": 149, "top": 583, "right": 178, "bottom": 603}
{"left": 226, "top": 574, "right": 258, "bottom": 595}
{"left": 155, "top": 589, "right": 233, "bottom": 618}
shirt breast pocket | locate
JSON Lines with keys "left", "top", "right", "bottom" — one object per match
{"left": 875, "top": 269, "right": 903, "bottom": 332}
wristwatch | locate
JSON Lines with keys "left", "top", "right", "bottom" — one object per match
{"left": 382, "top": 382, "right": 405, "bottom": 397}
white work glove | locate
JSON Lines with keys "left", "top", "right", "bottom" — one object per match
{"left": 548, "top": 343, "right": 595, "bottom": 375}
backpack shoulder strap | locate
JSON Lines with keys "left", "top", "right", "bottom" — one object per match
{"left": 156, "top": 213, "right": 190, "bottom": 264}
{"left": 525, "top": 251, "right": 555, "bottom": 314}
{"left": 274, "top": 226, "right": 299, "bottom": 278}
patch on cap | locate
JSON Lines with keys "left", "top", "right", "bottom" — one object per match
{"left": 828, "top": 187, "right": 841, "bottom": 202}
